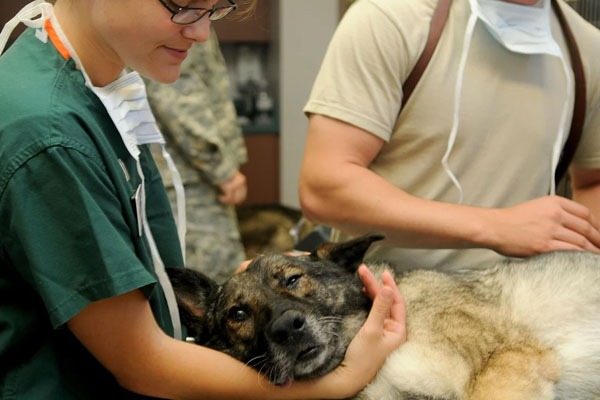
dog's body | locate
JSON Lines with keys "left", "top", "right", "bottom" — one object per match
{"left": 168, "top": 234, "right": 600, "bottom": 400}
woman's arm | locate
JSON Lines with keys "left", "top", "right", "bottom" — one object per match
{"left": 67, "top": 266, "right": 405, "bottom": 400}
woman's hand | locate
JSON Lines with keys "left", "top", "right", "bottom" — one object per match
{"left": 315, "top": 265, "right": 407, "bottom": 398}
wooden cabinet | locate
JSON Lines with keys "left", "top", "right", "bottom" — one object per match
{"left": 213, "top": 0, "right": 271, "bottom": 43}
{"left": 215, "top": 0, "right": 279, "bottom": 204}
{"left": 240, "top": 133, "right": 279, "bottom": 204}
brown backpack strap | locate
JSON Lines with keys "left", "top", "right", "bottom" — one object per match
{"left": 402, "top": 0, "right": 453, "bottom": 109}
{"left": 552, "top": 0, "right": 587, "bottom": 186}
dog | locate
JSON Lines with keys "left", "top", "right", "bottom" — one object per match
{"left": 167, "top": 233, "right": 600, "bottom": 399}
{"left": 236, "top": 203, "right": 315, "bottom": 258}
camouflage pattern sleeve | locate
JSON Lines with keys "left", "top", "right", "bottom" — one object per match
{"left": 146, "top": 28, "right": 247, "bottom": 186}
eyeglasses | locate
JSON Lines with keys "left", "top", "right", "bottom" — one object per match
{"left": 159, "top": 0, "right": 237, "bottom": 25}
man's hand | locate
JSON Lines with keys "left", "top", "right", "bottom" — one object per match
{"left": 489, "top": 195, "right": 600, "bottom": 256}
{"left": 218, "top": 170, "right": 247, "bottom": 205}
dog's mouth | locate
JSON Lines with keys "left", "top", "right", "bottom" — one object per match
{"left": 266, "top": 340, "right": 337, "bottom": 386}
{"left": 296, "top": 346, "right": 321, "bottom": 364}
{"left": 297, "top": 345, "right": 321, "bottom": 362}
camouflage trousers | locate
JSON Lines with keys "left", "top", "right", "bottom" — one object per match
{"left": 165, "top": 182, "right": 247, "bottom": 284}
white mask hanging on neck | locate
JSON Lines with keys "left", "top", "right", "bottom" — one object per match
{"left": 443, "top": 0, "right": 572, "bottom": 203}
{"left": 0, "top": 1, "right": 186, "bottom": 340}
{"left": 471, "top": 0, "right": 563, "bottom": 56}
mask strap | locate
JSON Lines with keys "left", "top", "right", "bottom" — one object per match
{"left": 442, "top": 11, "right": 478, "bottom": 204}
{"left": 161, "top": 144, "right": 187, "bottom": 259}
{"left": 0, "top": 0, "right": 49, "bottom": 55}
{"left": 549, "top": 54, "right": 574, "bottom": 195}
{"left": 136, "top": 162, "right": 183, "bottom": 340}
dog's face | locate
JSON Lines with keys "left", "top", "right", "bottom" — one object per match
{"left": 167, "top": 233, "right": 385, "bottom": 385}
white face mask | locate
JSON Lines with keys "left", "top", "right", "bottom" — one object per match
{"left": 469, "top": 0, "right": 562, "bottom": 57}
{"left": 442, "top": 0, "right": 572, "bottom": 202}
{"left": 92, "top": 71, "right": 163, "bottom": 159}
{"left": 93, "top": 72, "right": 188, "bottom": 258}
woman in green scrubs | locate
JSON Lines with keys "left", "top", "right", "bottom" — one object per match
{"left": 0, "top": 1, "right": 406, "bottom": 399}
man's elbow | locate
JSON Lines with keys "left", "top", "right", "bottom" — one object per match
{"left": 299, "top": 182, "right": 334, "bottom": 225}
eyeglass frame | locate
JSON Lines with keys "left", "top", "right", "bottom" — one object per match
{"left": 158, "top": 0, "right": 237, "bottom": 25}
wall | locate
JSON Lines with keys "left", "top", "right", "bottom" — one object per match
{"left": 0, "top": 0, "right": 31, "bottom": 47}
{"left": 277, "top": 1, "right": 339, "bottom": 208}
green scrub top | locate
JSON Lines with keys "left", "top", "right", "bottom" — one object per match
{"left": 0, "top": 28, "right": 184, "bottom": 399}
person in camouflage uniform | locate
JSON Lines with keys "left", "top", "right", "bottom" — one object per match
{"left": 146, "top": 28, "right": 248, "bottom": 283}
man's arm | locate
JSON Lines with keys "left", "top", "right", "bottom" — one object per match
{"left": 299, "top": 114, "right": 600, "bottom": 256}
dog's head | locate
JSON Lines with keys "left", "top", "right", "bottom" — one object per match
{"left": 167, "top": 233, "right": 385, "bottom": 386}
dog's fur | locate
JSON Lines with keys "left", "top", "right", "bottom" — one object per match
{"left": 167, "top": 233, "right": 600, "bottom": 400}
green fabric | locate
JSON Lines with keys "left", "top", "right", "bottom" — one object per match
{"left": 0, "top": 29, "right": 184, "bottom": 399}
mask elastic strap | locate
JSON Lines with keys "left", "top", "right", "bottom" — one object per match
{"left": 161, "top": 144, "right": 187, "bottom": 259}
{"left": 549, "top": 54, "right": 574, "bottom": 195}
{"left": 442, "top": 11, "right": 478, "bottom": 204}
{"left": 0, "top": 0, "right": 49, "bottom": 55}
{"left": 136, "top": 162, "right": 183, "bottom": 340}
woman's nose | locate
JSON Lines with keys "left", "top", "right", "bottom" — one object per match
{"left": 181, "top": 18, "right": 212, "bottom": 42}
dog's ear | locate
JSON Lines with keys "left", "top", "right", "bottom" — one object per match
{"left": 311, "top": 233, "right": 385, "bottom": 271}
{"left": 166, "top": 267, "right": 218, "bottom": 337}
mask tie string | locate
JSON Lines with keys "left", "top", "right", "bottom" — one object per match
{"left": 442, "top": 11, "right": 478, "bottom": 204}
{"left": 0, "top": 0, "right": 49, "bottom": 55}
{"left": 549, "top": 54, "right": 574, "bottom": 195}
{"left": 161, "top": 144, "right": 187, "bottom": 259}
{"left": 136, "top": 162, "right": 183, "bottom": 341}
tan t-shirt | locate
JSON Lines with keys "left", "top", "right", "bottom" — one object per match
{"left": 304, "top": 0, "right": 600, "bottom": 271}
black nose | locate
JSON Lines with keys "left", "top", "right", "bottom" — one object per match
{"left": 270, "top": 310, "right": 306, "bottom": 343}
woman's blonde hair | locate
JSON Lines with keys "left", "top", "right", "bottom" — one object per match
{"left": 229, "top": 0, "right": 259, "bottom": 20}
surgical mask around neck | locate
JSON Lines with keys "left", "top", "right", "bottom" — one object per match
{"left": 470, "top": 0, "right": 562, "bottom": 57}
{"left": 442, "top": 0, "right": 572, "bottom": 203}
{"left": 93, "top": 72, "right": 187, "bottom": 257}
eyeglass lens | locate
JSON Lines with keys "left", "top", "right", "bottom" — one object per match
{"left": 171, "top": 1, "right": 236, "bottom": 24}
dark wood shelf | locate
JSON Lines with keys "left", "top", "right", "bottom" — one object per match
{"left": 213, "top": 0, "right": 271, "bottom": 43}
{"left": 240, "top": 133, "right": 279, "bottom": 204}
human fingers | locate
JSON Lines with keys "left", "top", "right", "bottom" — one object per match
{"left": 218, "top": 181, "right": 246, "bottom": 205}
{"left": 559, "top": 200, "right": 600, "bottom": 250}
{"left": 361, "top": 283, "right": 407, "bottom": 350}
{"left": 380, "top": 270, "right": 407, "bottom": 334}
{"left": 360, "top": 267, "right": 406, "bottom": 339}
{"left": 551, "top": 228, "right": 600, "bottom": 253}
{"left": 357, "top": 264, "right": 380, "bottom": 300}
{"left": 323, "top": 273, "right": 406, "bottom": 397}
{"left": 559, "top": 197, "right": 599, "bottom": 226}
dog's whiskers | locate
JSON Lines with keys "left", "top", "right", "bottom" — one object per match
{"left": 246, "top": 353, "right": 268, "bottom": 368}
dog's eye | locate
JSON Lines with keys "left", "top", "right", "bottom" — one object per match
{"left": 227, "top": 306, "right": 250, "bottom": 322}
{"left": 285, "top": 274, "right": 302, "bottom": 289}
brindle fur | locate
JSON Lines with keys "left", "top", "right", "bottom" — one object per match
{"left": 167, "top": 233, "right": 600, "bottom": 400}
